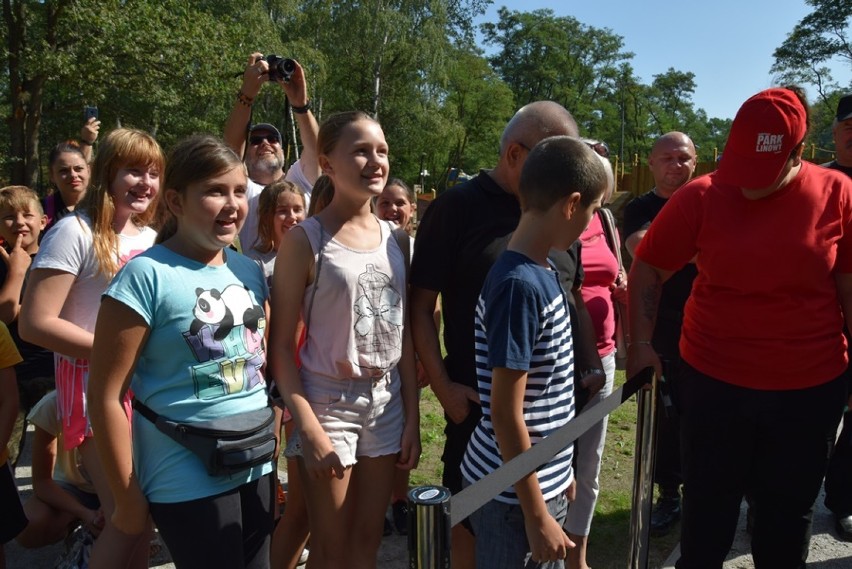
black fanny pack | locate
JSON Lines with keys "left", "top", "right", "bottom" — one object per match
{"left": 133, "top": 399, "right": 276, "bottom": 477}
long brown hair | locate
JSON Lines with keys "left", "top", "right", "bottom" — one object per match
{"left": 253, "top": 180, "right": 305, "bottom": 254}
{"left": 79, "top": 128, "right": 164, "bottom": 277}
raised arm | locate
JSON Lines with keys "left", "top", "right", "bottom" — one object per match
{"left": 80, "top": 117, "right": 101, "bottom": 163}
{"left": 0, "top": 234, "right": 32, "bottom": 324}
{"left": 223, "top": 52, "right": 269, "bottom": 157}
{"left": 280, "top": 61, "right": 320, "bottom": 185}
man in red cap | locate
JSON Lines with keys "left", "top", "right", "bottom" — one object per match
{"left": 627, "top": 87, "right": 852, "bottom": 568}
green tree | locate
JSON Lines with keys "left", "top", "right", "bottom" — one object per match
{"left": 442, "top": 43, "right": 514, "bottom": 176}
{"left": 772, "top": 0, "right": 852, "bottom": 103}
{"left": 1, "top": 0, "right": 298, "bottom": 189}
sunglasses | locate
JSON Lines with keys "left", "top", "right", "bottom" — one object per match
{"left": 250, "top": 134, "right": 281, "bottom": 146}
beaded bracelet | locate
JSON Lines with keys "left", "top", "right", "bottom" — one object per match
{"left": 236, "top": 90, "right": 254, "bottom": 107}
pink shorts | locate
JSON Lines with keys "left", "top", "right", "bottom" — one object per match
{"left": 55, "top": 354, "right": 132, "bottom": 451}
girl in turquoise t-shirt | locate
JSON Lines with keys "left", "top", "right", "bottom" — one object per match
{"left": 88, "top": 135, "right": 274, "bottom": 569}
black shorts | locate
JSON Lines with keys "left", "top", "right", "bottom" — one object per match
{"left": 0, "top": 462, "right": 27, "bottom": 543}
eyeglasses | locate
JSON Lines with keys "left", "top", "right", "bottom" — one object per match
{"left": 250, "top": 134, "right": 281, "bottom": 146}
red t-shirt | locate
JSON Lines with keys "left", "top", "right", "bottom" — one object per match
{"left": 636, "top": 162, "right": 852, "bottom": 389}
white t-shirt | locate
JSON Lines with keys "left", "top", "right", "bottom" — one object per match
{"left": 31, "top": 214, "right": 157, "bottom": 333}
{"left": 239, "top": 159, "right": 314, "bottom": 254}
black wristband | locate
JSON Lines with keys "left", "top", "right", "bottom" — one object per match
{"left": 291, "top": 100, "right": 311, "bottom": 114}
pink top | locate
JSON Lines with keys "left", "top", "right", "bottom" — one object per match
{"left": 579, "top": 212, "right": 620, "bottom": 357}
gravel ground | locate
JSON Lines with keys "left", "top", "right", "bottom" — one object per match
{"left": 661, "top": 488, "right": 852, "bottom": 569}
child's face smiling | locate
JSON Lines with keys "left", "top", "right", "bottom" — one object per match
{"left": 321, "top": 119, "right": 389, "bottom": 198}
{"left": 376, "top": 184, "right": 414, "bottom": 230}
{"left": 0, "top": 204, "right": 46, "bottom": 253}
{"left": 171, "top": 165, "right": 248, "bottom": 257}
{"left": 273, "top": 191, "right": 306, "bottom": 246}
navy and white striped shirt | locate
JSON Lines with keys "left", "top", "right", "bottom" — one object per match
{"left": 461, "top": 250, "right": 575, "bottom": 504}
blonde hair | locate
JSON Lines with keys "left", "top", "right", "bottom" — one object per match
{"left": 0, "top": 186, "right": 43, "bottom": 215}
{"left": 253, "top": 180, "right": 306, "bottom": 253}
{"left": 80, "top": 129, "right": 165, "bottom": 277}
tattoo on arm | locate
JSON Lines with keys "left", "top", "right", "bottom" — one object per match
{"left": 641, "top": 274, "right": 662, "bottom": 322}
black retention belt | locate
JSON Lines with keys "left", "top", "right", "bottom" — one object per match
{"left": 133, "top": 399, "right": 276, "bottom": 477}
{"left": 450, "top": 367, "right": 654, "bottom": 526}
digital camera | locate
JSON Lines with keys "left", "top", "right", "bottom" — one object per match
{"left": 260, "top": 55, "right": 296, "bottom": 83}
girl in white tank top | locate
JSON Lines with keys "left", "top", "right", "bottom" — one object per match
{"left": 269, "top": 111, "right": 420, "bottom": 568}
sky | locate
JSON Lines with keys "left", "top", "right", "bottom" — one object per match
{"left": 474, "top": 0, "right": 852, "bottom": 121}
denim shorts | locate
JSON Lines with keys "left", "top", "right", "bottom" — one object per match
{"left": 466, "top": 477, "right": 569, "bottom": 569}
{"left": 285, "top": 369, "right": 404, "bottom": 467}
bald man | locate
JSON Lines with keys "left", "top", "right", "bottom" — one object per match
{"left": 622, "top": 132, "right": 697, "bottom": 537}
{"left": 411, "top": 102, "right": 603, "bottom": 568}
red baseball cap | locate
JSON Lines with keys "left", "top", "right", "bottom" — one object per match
{"left": 716, "top": 88, "right": 807, "bottom": 189}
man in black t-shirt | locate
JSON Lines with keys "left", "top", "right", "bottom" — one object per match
{"left": 824, "top": 93, "right": 852, "bottom": 542}
{"left": 623, "top": 131, "right": 697, "bottom": 538}
{"left": 822, "top": 93, "right": 852, "bottom": 178}
{"left": 410, "top": 102, "right": 603, "bottom": 568}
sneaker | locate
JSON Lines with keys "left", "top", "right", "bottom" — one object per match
{"left": 392, "top": 500, "right": 409, "bottom": 535}
{"left": 297, "top": 547, "right": 309, "bottom": 566}
{"left": 649, "top": 495, "right": 681, "bottom": 537}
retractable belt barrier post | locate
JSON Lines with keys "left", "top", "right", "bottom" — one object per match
{"left": 628, "top": 372, "right": 658, "bottom": 569}
{"left": 407, "top": 367, "right": 656, "bottom": 568}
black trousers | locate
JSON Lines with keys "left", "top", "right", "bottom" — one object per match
{"left": 654, "top": 357, "right": 682, "bottom": 494}
{"left": 675, "top": 363, "right": 846, "bottom": 569}
{"left": 825, "top": 410, "right": 852, "bottom": 517}
{"left": 149, "top": 473, "right": 275, "bottom": 569}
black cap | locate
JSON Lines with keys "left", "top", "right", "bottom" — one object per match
{"left": 249, "top": 123, "right": 282, "bottom": 140}
{"left": 836, "top": 94, "right": 852, "bottom": 122}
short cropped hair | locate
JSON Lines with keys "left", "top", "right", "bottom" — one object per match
{"left": 518, "top": 136, "right": 608, "bottom": 212}
{"left": 0, "top": 186, "right": 43, "bottom": 215}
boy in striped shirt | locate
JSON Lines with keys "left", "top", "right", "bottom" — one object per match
{"left": 461, "top": 136, "right": 608, "bottom": 567}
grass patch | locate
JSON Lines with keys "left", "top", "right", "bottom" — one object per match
{"left": 407, "top": 370, "right": 679, "bottom": 568}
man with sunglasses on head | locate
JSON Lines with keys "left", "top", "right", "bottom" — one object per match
{"left": 224, "top": 52, "right": 321, "bottom": 251}
{"left": 622, "top": 131, "right": 697, "bottom": 539}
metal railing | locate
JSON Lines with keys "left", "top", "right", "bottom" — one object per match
{"left": 408, "top": 367, "right": 658, "bottom": 568}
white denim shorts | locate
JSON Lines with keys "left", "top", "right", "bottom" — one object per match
{"left": 285, "top": 368, "right": 404, "bottom": 467}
